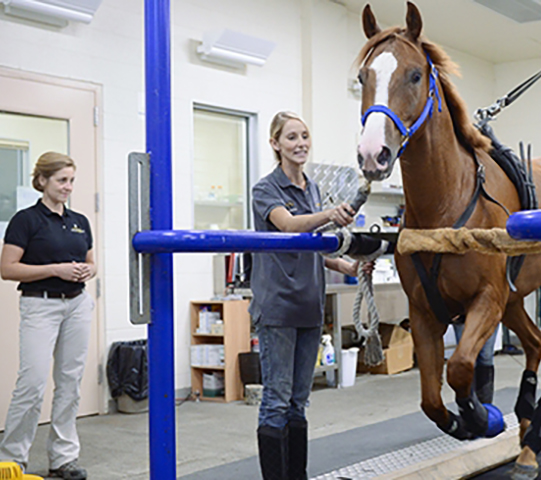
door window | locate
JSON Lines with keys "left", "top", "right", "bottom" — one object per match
{"left": 0, "top": 142, "right": 28, "bottom": 223}
{"left": 0, "top": 112, "right": 68, "bottom": 238}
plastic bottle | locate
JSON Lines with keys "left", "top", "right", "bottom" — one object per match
{"left": 321, "top": 334, "right": 335, "bottom": 365}
{"left": 322, "top": 334, "right": 336, "bottom": 387}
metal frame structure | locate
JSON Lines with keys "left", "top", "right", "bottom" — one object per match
{"left": 140, "top": 3, "right": 541, "bottom": 478}
{"left": 143, "top": 1, "right": 175, "bottom": 478}
{"left": 139, "top": 1, "right": 350, "bottom": 477}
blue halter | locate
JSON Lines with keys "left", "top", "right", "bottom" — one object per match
{"left": 360, "top": 54, "right": 442, "bottom": 157}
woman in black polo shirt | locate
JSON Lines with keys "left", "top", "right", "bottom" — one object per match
{"left": 0, "top": 152, "right": 95, "bottom": 480}
{"left": 252, "top": 112, "right": 384, "bottom": 480}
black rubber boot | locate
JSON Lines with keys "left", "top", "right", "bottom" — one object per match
{"left": 258, "top": 425, "right": 289, "bottom": 480}
{"left": 457, "top": 394, "right": 488, "bottom": 437}
{"left": 437, "top": 410, "right": 475, "bottom": 440}
{"left": 475, "top": 365, "right": 494, "bottom": 405}
{"left": 288, "top": 419, "right": 308, "bottom": 480}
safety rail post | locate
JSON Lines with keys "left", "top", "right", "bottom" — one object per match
{"left": 144, "top": 0, "right": 177, "bottom": 479}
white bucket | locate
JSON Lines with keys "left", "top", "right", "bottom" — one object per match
{"left": 340, "top": 347, "right": 359, "bottom": 388}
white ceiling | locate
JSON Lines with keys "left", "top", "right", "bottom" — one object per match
{"left": 342, "top": 0, "right": 541, "bottom": 63}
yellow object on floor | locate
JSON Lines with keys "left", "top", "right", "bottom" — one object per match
{"left": 0, "top": 461, "right": 43, "bottom": 479}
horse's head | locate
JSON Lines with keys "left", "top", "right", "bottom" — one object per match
{"left": 356, "top": 2, "right": 438, "bottom": 182}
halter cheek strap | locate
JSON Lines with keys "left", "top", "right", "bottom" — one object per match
{"left": 361, "top": 54, "right": 443, "bottom": 157}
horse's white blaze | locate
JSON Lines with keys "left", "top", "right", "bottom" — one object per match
{"left": 359, "top": 52, "right": 397, "bottom": 164}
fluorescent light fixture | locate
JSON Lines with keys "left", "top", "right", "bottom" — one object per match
{"left": 473, "top": 0, "right": 541, "bottom": 23}
{"left": 197, "top": 29, "right": 276, "bottom": 68}
{"left": 1, "top": 0, "right": 102, "bottom": 25}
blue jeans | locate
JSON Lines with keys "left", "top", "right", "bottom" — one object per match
{"left": 453, "top": 322, "right": 499, "bottom": 367}
{"left": 257, "top": 325, "right": 322, "bottom": 429}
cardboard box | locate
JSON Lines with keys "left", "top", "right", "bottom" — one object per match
{"left": 358, "top": 323, "right": 414, "bottom": 375}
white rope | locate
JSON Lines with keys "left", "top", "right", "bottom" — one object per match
{"left": 351, "top": 262, "right": 384, "bottom": 367}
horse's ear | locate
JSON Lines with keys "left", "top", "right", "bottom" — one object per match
{"left": 405, "top": 2, "right": 422, "bottom": 42}
{"left": 362, "top": 4, "right": 381, "bottom": 39}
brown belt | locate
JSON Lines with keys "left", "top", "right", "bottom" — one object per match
{"left": 21, "top": 289, "right": 84, "bottom": 299}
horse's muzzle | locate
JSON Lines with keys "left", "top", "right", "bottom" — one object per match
{"left": 357, "top": 146, "right": 392, "bottom": 181}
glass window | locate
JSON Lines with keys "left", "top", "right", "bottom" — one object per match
{"left": 0, "top": 142, "right": 29, "bottom": 237}
{"left": 0, "top": 147, "right": 24, "bottom": 219}
{"left": 0, "top": 112, "right": 69, "bottom": 238}
{"left": 193, "top": 107, "right": 252, "bottom": 230}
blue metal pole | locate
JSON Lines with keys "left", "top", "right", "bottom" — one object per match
{"left": 507, "top": 210, "right": 541, "bottom": 240}
{"left": 144, "top": 1, "right": 176, "bottom": 479}
{"left": 133, "top": 229, "right": 341, "bottom": 254}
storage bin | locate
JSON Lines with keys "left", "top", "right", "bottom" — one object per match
{"left": 239, "top": 352, "right": 261, "bottom": 385}
{"left": 106, "top": 339, "right": 148, "bottom": 413}
{"left": 340, "top": 347, "right": 359, "bottom": 388}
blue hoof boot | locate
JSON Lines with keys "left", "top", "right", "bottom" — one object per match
{"left": 511, "top": 463, "right": 539, "bottom": 480}
{"left": 483, "top": 403, "right": 505, "bottom": 437}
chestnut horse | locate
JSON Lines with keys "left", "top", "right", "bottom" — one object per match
{"left": 356, "top": 2, "right": 541, "bottom": 440}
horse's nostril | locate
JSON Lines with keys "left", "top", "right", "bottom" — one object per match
{"left": 377, "top": 147, "right": 391, "bottom": 166}
{"left": 357, "top": 153, "right": 364, "bottom": 167}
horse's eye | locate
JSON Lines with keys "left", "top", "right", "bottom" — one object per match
{"left": 411, "top": 70, "right": 422, "bottom": 84}
{"left": 357, "top": 71, "right": 364, "bottom": 85}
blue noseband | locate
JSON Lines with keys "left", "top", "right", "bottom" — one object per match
{"left": 360, "top": 54, "right": 442, "bottom": 157}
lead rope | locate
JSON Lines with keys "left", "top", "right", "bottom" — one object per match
{"left": 352, "top": 262, "right": 384, "bottom": 366}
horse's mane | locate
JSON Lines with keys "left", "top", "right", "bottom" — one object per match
{"left": 355, "top": 29, "right": 491, "bottom": 152}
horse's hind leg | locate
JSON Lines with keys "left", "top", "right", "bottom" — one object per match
{"left": 503, "top": 300, "right": 541, "bottom": 439}
{"left": 506, "top": 301, "right": 541, "bottom": 477}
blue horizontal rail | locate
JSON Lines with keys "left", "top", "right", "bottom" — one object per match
{"left": 132, "top": 229, "right": 341, "bottom": 254}
{"left": 507, "top": 210, "right": 541, "bottom": 240}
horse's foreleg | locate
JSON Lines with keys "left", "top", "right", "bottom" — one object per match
{"left": 409, "top": 306, "right": 473, "bottom": 439}
{"left": 448, "top": 288, "right": 505, "bottom": 437}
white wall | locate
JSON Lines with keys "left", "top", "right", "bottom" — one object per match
{"left": 493, "top": 59, "right": 541, "bottom": 157}
{"left": 170, "top": 0, "right": 305, "bottom": 388}
{"left": 0, "top": 0, "right": 537, "bottom": 399}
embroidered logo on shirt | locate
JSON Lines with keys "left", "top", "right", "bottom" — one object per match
{"left": 71, "top": 223, "right": 85, "bottom": 234}
{"left": 285, "top": 201, "right": 297, "bottom": 213}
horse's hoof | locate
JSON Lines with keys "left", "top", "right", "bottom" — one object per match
{"left": 483, "top": 403, "right": 506, "bottom": 438}
{"left": 520, "top": 418, "right": 531, "bottom": 442}
{"left": 510, "top": 463, "right": 539, "bottom": 480}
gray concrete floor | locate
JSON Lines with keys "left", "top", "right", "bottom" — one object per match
{"left": 19, "top": 353, "right": 526, "bottom": 479}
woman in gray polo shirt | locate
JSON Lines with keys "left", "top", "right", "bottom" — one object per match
{"left": 0, "top": 152, "right": 95, "bottom": 480}
{"left": 252, "top": 111, "right": 380, "bottom": 480}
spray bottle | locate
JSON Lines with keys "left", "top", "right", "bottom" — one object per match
{"left": 321, "top": 335, "right": 335, "bottom": 365}
{"left": 321, "top": 334, "right": 336, "bottom": 387}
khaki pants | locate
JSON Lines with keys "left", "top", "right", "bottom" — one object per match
{"left": 0, "top": 291, "right": 94, "bottom": 470}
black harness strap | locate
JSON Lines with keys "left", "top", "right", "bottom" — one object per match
{"left": 410, "top": 151, "right": 509, "bottom": 325}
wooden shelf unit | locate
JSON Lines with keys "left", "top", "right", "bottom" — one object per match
{"left": 190, "top": 299, "right": 251, "bottom": 402}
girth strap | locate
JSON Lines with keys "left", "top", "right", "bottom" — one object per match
{"left": 410, "top": 151, "right": 509, "bottom": 325}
